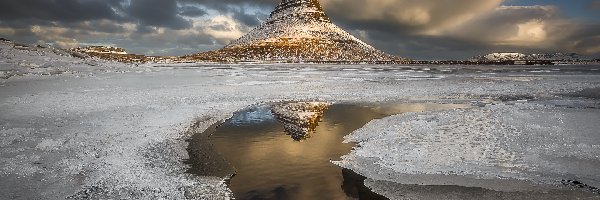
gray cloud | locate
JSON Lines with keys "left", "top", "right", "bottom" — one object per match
{"left": 443, "top": 6, "right": 563, "bottom": 44}
{"left": 0, "top": 0, "right": 122, "bottom": 22}
{"left": 179, "top": 0, "right": 276, "bottom": 10}
{"left": 323, "top": 0, "right": 503, "bottom": 34}
{"left": 324, "top": 1, "right": 600, "bottom": 59}
{"left": 0, "top": 0, "right": 599, "bottom": 58}
{"left": 592, "top": 0, "right": 600, "bottom": 9}
{"left": 230, "top": 9, "right": 263, "bottom": 27}
{"left": 0, "top": 0, "right": 224, "bottom": 53}
{"left": 563, "top": 25, "right": 600, "bottom": 55}
{"left": 179, "top": 0, "right": 274, "bottom": 26}
{"left": 129, "top": 0, "right": 191, "bottom": 30}
{"left": 179, "top": 6, "right": 208, "bottom": 17}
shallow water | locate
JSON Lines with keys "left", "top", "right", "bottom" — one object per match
{"left": 207, "top": 102, "right": 466, "bottom": 199}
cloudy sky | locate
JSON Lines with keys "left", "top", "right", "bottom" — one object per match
{"left": 1, "top": 0, "right": 599, "bottom": 59}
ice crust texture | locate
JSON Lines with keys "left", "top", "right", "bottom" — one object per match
{"left": 1, "top": 41, "right": 600, "bottom": 199}
{"left": 334, "top": 103, "right": 600, "bottom": 193}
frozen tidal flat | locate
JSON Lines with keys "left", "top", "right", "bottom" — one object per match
{"left": 1, "top": 45, "right": 600, "bottom": 199}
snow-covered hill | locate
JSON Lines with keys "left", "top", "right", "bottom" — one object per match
{"left": 186, "top": 0, "right": 406, "bottom": 63}
{"left": 473, "top": 52, "right": 580, "bottom": 62}
{"left": 72, "top": 46, "right": 128, "bottom": 55}
{"left": 0, "top": 39, "right": 133, "bottom": 79}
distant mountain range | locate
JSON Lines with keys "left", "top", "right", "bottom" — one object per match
{"left": 5, "top": 36, "right": 598, "bottom": 65}
{"left": 69, "top": 45, "right": 175, "bottom": 63}
{"left": 472, "top": 52, "right": 581, "bottom": 62}
{"left": 67, "top": 45, "right": 599, "bottom": 65}
{"left": 72, "top": 46, "right": 128, "bottom": 55}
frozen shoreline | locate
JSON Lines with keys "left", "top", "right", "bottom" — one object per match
{"left": 334, "top": 102, "right": 600, "bottom": 199}
{"left": 1, "top": 43, "right": 600, "bottom": 199}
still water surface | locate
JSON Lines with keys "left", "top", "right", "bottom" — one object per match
{"left": 209, "top": 102, "right": 466, "bottom": 200}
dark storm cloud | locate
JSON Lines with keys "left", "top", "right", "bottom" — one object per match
{"left": 562, "top": 25, "right": 600, "bottom": 55}
{"left": 177, "top": 0, "right": 266, "bottom": 29}
{"left": 0, "top": 0, "right": 218, "bottom": 52}
{"left": 178, "top": 0, "right": 275, "bottom": 26}
{"left": 348, "top": 28, "right": 494, "bottom": 60}
{"left": 179, "top": 0, "right": 276, "bottom": 10}
{"left": 326, "top": 1, "right": 600, "bottom": 59}
{"left": 74, "top": 20, "right": 128, "bottom": 34}
{"left": 129, "top": 0, "right": 192, "bottom": 30}
{"left": 0, "top": 0, "right": 192, "bottom": 31}
{"left": 179, "top": 6, "right": 208, "bottom": 17}
{"left": 323, "top": 0, "right": 503, "bottom": 33}
{"left": 230, "top": 9, "right": 263, "bottom": 26}
{"left": 0, "top": 0, "right": 121, "bottom": 22}
{"left": 122, "top": 29, "right": 217, "bottom": 55}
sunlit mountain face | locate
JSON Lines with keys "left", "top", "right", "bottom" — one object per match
{"left": 183, "top": 0, "right": 407, "bottom": 63}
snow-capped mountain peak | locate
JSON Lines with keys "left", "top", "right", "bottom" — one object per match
{"left": 186, "top": 0, "right": 405, "bottom": 63}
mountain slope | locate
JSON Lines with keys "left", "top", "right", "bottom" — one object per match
{"left": 185, "top": 0, "right": 405, "bottom": 63}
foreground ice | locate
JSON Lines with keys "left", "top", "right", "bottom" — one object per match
{"left": 1, "top": 42, "right": 600, "bottom": 199}
{"left": 334, "top": 102, "right": 600, "bottom": 198}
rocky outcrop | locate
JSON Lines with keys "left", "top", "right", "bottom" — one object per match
{"left": 73, "top": 46, "right": 128, "bottom": 55}
{"left": 70, "top": 46, "right": 176, "bottom": 63}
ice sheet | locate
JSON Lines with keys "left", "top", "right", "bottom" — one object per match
{"left": 1, "top": 42, "right": 600, "bottom": 199}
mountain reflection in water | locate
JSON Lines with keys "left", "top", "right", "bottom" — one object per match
{"left": 271, "top": 102, "right": 330, "bottom": 140}
{"left": 209, "top": 102, "right": 466, "bottom": 200}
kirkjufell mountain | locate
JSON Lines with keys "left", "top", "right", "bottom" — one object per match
{"left": 184, "top": 0, "right": 406, "bottom": 63}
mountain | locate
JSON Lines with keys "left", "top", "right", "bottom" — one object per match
{"left": 184, "top": 0, "right": 406, "bottom": 63}
{"left": 473, "top": 52, "right": 580, "bottom": 62}
{"left": 72, "top": 46, "right": 129, "bottom": 55}
{"left": 70, "top": 46, "right": 177, "bottom": 63}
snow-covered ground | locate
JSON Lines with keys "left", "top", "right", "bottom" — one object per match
{"left": 335, "top": 102, "right": 600, "bottom": 199}
{"left": 1, "top": 42, "right": 600, "bottom": 199}
{"left": 0, "top": 41, "right": 143, "bottom": 79}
